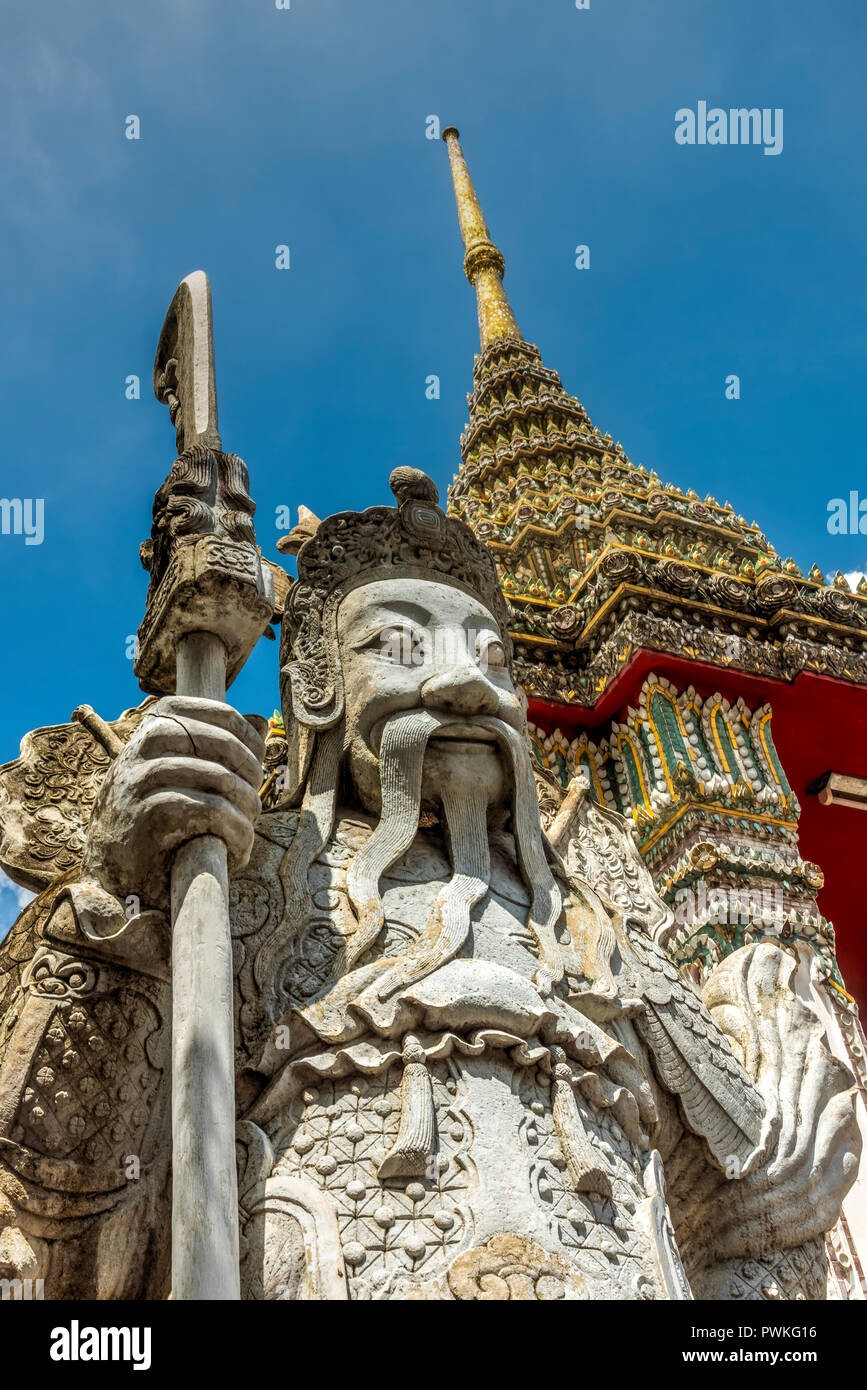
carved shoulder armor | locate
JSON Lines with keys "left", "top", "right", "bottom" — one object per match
{"left": 0, "top": 700, "right": 155, "bottom": 892}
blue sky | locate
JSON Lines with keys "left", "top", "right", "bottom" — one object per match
{"left": 1, "top": 0, "right": 865, "bottom": 929}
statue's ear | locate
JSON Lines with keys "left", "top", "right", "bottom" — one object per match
{"left": 278, "top": 586, "right": 344, "bottom": 732}
{"left": 289, "top": 663, "right": 343, "bottom": 729}
{"left": 280, "top": 652, "right": 344, "bottom": 732}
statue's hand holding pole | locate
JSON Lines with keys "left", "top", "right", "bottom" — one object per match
{"left": 133, "top": 273, "right": 274, "bottom": 1300}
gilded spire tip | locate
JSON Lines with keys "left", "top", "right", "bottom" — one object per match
{"left": 442, "top": 127, "right": 521, "bottom": 351}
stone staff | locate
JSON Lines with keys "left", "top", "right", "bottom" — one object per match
{"left": 134, "top": 272, "right": 274, "bottom": 1299}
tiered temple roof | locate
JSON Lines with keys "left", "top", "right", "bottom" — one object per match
{"left": 442, "top": 128, "right": 867, "bottom": 711}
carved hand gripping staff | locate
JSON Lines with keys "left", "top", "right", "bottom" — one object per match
{"left": 136, "top": 272, "right": 273, "bottom": 1299}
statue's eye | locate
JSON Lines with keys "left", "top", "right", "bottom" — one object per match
{"left": 479, "top": 638, "right": 506, "bottom": 671}
{"left": 373, "top": 626, "right": 424, "bottom": 666}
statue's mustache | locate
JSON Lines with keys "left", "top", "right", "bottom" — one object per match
{"left": 369, "top": 708, "right": 519, "bottom": 758}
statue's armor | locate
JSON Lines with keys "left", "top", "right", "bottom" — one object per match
{"left": 0, "top": 721, "right": 854, "bottom": 1302}
{"left": 0, "top": 883, "right": 172, "bottom": 1299}
{"left": 231, "top": 810, "right": 684, "bottom": 1299}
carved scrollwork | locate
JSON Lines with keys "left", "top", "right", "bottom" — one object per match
{"left": 547, "top": 604, "right": 583, "bottom": 639}
{"left": 141, "top": 444, "right": 258, "bottom": 602}
{"left": 598, "top": 549, "right": 641, "bottom": 585}
{"left": 812, "top": 586, "right": 856, "bottom": 623}
{"left": 706, "top": 572, "right": 750, "bottom": 609}
{"left": 754, "top": 572, "right": 797, "bottom": 614}
{"left": 0, "top": 701, "right": 152, "bottom": 891}
{"left": 656, "top": 559, "right": 698, "bottom": 597}
{"left": 21, "top": 949, "right": 96, "bottom": 999}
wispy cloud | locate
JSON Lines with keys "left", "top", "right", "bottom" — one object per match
{"left": 826, "top": 569, "right": 866, "bottom": 591}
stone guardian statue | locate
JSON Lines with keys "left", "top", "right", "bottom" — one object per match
{"left": 0, "top": 463, "right": 859, "bottom": 1300}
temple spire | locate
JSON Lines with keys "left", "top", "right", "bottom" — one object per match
{"left": 442, "top": 127, "right": 522, "bottom": 349}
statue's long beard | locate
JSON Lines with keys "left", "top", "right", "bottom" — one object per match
{"left": 359, "top": 757, "right": 493, "bottom": 1005}
{"left": 280, "top": 708, "right": 566, "bottom": 1041}
{"left": 342, "top": 710, "right": 444, "bottom": 975}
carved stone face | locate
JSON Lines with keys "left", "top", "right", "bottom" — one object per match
{"left": 337, "top": 578, "right": 525, "bottom": 812}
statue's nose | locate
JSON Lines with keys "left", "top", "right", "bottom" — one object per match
{"left": 420, "top": 663, "right": 500, "bottom": 717}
